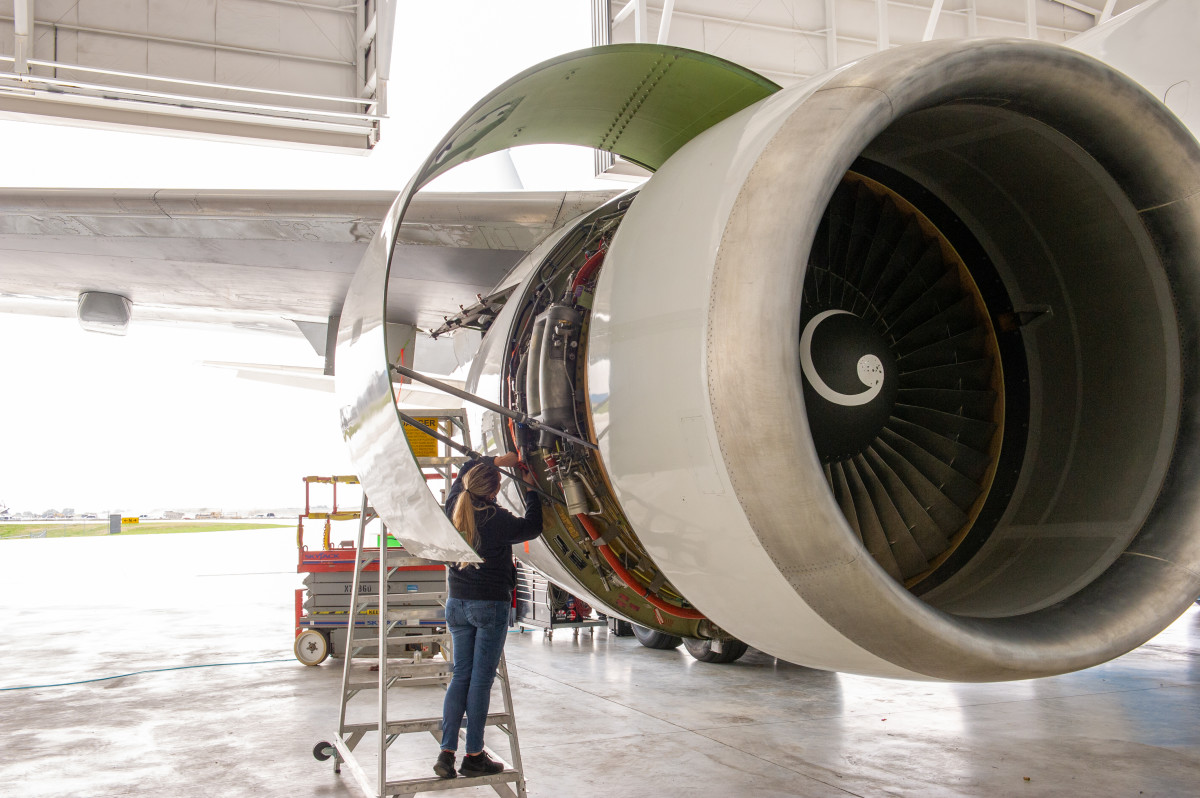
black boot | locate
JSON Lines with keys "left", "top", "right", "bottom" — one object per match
{"left": 459, "top": 750, "right": 504, "bottom": 777}
{"left": 433, "top": 750, "right": 457, "bottom": 779}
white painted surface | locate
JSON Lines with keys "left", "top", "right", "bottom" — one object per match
{"left": 1070, "top": 0, "right": 1200, "bottom": 138}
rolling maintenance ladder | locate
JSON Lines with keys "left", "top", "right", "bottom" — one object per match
{"left": 313, "top": 494, "right": 528, "bottom": 797}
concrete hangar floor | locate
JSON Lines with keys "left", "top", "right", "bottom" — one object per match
{"left": 1, "top": 528, "right": 1197, "bottom": 798}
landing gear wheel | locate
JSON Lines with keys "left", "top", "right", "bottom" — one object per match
{"left": 294, "top": 629, "right": 330, "bottom": 666}
{"left": 683, "top": 637, "right": 749, "bottom": 664}
{"left": 313, "top": 741, "right": 334, "bottom": 761}
{"left": 632, "top": 624, "right": 684, "bottom": 650}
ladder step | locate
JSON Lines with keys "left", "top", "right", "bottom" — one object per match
{"left": 318, "top": 608, "right": 445, "bottom": 617}
{"left": 341, "top": 712, "right": 513, "bottom": 736}
{"left": 345, "top": 649, "right": 445, "bottom": 659}
{"left": 348, "top": 633, "right": 450, "bottom": 647}
{"left": 357, "top": 592, "right": 448, "bottom": 605}
{"left": 350, "top": 660, "right": 451, "bottom": 677}
{"left": 383, "top": 769, "right": 521, "bottom": 796}
{"left": 347, "top": 675, "right": 452, "bottom": 690}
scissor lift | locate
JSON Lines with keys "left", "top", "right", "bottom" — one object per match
{"left": 293, "top": 409, "right": 474, "bottom": 666}
{"left": 294, "top": 476, "right": 446, "bottom": 666}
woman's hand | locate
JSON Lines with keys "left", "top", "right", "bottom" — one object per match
{"left": 520, "top": 467, "right": 538, "bottom": 488}
{"left": 493, "top": 451, "right": 520, "bottom": 468}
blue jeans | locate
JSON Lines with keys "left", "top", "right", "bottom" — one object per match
{"left": 440, "top": 597, "right": 510, "bottom": 754}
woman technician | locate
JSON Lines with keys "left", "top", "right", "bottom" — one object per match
{"left": 435, "top": 450, "right": 541, "bottom": 780}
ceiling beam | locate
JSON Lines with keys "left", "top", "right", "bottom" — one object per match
{"left": 657, "top": 0, "right": 675, "bottom": 44}
{"left": 1100, "top": 0, "right": 1119, "bottom": 23}
{"left": 1048, "top": 0, "right": 1102, "bottom": 17}
{"left": 656, "top": 8, "right": 875, "bottom": 45}
{"left": 612, "top": 1, "right": 1090, "bottom": 51}
{"left": 826, "top": 0, "right": 837, "bottom": 68}
{"left": 890, "top": 0, "right": 1082, "bottom": 35}
{"left": 13, "top": 0, "right": 34, "bottom": 74}
{"left": 613, "top": 0, "right": 636, "bottom": 26}
{"left": 877, "top": 0, "right": 890, "bottom": 51}
{"left": 923, "top": 0, "right": 945, "bottom": 41}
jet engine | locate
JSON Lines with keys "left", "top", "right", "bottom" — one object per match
{"left": 339, "top": 39, "right": 1200, "bottom": 680}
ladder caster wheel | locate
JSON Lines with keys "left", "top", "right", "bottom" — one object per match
{"left": 295, "top": 629, "right": 330, "bottom": 666}
{"left": 313, "top": 741, "right": 335, "bottom": 761}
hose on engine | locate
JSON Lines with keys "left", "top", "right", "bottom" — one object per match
{"left": 570, "top": 246, "right": 607, "bottom": 296}
{"left": 575, "top": 513, "right": 706, "bottom": 620}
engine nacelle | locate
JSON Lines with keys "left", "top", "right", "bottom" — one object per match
{"left": 492, "top": 40, "right": 1200, "bottom": 680}
{"left": 342, "top": 39, "right": 1200, "bottom": 681}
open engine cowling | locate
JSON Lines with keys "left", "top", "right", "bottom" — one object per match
{"left": 341, "top": 39, "right": 1200, "bottom": 681}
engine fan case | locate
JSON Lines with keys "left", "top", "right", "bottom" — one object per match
{"left": 587, "top": 39, "right": 1200, "bottom": 680}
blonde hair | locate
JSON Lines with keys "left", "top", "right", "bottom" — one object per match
{"left": 452, "top": 463, "right": 500, "bottom": 566}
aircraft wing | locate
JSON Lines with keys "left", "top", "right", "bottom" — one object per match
{"left": 0, "top": 187, "right": 619, "bottom": 338}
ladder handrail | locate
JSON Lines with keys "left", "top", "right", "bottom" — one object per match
{"left": 325, "top": 489, "right": 527, "bottom": 797}
{"left": 333, "top": 493, "right": 371, "bottom": 772}
{"left": 377, "top": 512, "right": 389, "bottom": 792}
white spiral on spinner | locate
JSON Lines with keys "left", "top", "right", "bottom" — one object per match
{"left": 800, "top": 310, "right": 885, "bottom": 407}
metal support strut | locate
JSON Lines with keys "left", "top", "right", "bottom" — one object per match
{"left": 392, "top": 364, "right": 598, "bottom": 451}
{"left": 397, "top": 411, "right": 563, "bottom": 507}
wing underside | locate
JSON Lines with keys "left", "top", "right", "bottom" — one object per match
{"left": 0, "top": 187, "right": 619, "bottom": 335}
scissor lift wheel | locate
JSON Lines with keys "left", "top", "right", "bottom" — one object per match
{"left": 294, "top": 629, "right": 330, "bottom": 666}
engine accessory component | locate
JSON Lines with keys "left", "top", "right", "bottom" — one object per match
{"left": 561, "top": 475, "right": 590, "bottom": 516}
{"left": 528, "top": 303, "right": 583, "bottom": 448}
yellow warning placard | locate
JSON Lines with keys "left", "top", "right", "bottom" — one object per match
{"left": 121, "top": 517, "right": 140, "bottom": 524}
{"left": 403, "top": 417, "right": 441, "bottom": 458}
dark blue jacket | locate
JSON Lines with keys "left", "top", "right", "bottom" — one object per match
{"left": 444, "top": 457, "right": 543, "bottom": 602}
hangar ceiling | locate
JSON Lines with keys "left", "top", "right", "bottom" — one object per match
{"left": 0, "top": 2, "right": 1154, "bottom": 155}
{"left": 602, "top": 1, "right": 1152, "bottom": 87}
{"left": 591, "top": 0, "right": 1153, "bottom": 176}
{"left": 0, "top": 0, "right": 391, "bottom": 149}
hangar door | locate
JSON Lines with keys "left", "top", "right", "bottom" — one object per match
{"left": 0, "top": 0, "right": 392, "bottom": 149}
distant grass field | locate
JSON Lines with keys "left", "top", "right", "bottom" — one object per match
{"left": 0, "top": 522, "right": 292, "bottom": 540}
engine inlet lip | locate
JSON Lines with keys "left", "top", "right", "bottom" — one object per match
{"left": 706, "top": 38, "right": 1200, "bottom": 680}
